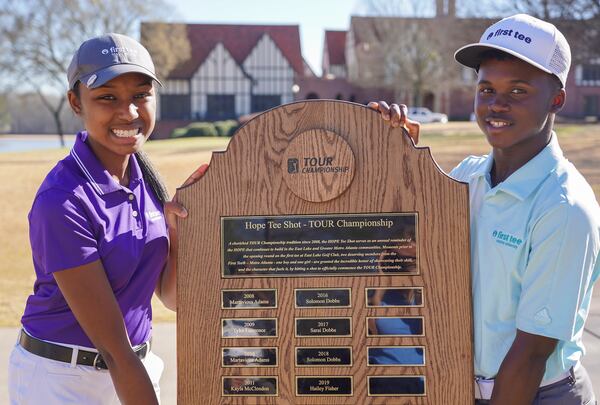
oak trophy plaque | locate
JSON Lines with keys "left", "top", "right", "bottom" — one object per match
{"left": 177, "top": 100, "right": 473, "bottom": 404}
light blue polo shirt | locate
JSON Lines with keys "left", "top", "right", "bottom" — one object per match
{"left": 450, "top": 134, "right": 600, "bottom": 383}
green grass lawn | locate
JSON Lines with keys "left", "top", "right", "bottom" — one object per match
{"left": 0, "top": 123, "right": 598, "bottom": 326}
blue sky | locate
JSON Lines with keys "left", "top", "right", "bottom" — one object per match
{"left": 165, "top": 0, "right": 366, "bottom": 76}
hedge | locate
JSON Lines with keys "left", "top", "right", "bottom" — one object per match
{"left": 170, "top": 120, "right": 239, "bottom": 138}
{"left": 214, "top": 120, "right": 238, "bottom": 137}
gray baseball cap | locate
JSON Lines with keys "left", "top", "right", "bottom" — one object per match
{"left": 67, "top": 33, "right": 162, "bottom": 90}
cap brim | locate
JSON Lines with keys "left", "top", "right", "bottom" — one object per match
{"left": 454, "top": 43, "right": 552, "bottom": 75}
{"left": 81, "top": 64, "right": 163, "bottom": 88}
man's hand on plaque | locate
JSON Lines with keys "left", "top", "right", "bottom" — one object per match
{"left": 367, "top": 101, "right": 421, "bottom": 144}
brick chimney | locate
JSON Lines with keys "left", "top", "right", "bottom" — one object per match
{"left": 436, "top": 0, "right": 456, "bottom": 17}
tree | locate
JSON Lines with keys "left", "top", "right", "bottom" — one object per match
{"left": 491, "top": 0, "right": 600, "bottom": 63}
{"left": 0, "top": 94, "right": 10, "bottom": 132}
{"left": 141, "top": 22, "right": 191, "bottom": 83}
{"left": 0, "top": 0, "right": 175, "bottom": 144}
{"left": 357, "top": 0, "right": 448, "bottom": 107}
{"left": 498, "top": 0, "right": 600, "bottom": 19}
{"left": 381, "top": 20, "right": 444, "bottom": 107}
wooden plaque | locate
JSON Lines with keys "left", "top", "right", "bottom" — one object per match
{"left": 177, "top": 101, "right": 473, "bottom": 404}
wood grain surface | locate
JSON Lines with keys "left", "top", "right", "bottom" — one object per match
{"left": 177, "top": 100, "right": 473, "bottom": 404}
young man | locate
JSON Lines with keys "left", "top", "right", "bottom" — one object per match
{"left": 370, "top": 14, "right": 599, "bottom": 404}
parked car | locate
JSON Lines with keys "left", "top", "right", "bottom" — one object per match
{"left": 407, "top": 107, "right": 448, "bottom": 123}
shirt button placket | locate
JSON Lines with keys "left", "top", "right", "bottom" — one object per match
{"left": 129, "top": 194, "right": 141, "bottom": 229}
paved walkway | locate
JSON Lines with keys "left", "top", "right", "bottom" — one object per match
{"left": 2, "top": 291, "right": 599, "bottom": 403}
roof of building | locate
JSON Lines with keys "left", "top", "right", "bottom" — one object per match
{"left": 324, "top": 30, "right": 347, "bottom": 66}
{"left": 156, "top": 23, "right": 305, "bottom": 79}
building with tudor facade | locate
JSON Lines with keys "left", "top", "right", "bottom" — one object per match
{"left": 143, "top": 22, "right": 391, "bottom": 138}
{"left": 144, "top": 4, "right": 600, "bottom": 138}
{"left": 149, "top": 24, "right": 310, "bottom": 123}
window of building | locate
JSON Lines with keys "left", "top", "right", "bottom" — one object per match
{"left": 582, "top": 65, "right": 600, "bottom": 82}
{"left": 206, "top": 95, "right": 236, "bottom": 120}
{"left": 160, "top": 95, "right": 190, "bottom": 120}
{"left": 462, "top": 67, "right": 476, "bottom": 84}
{"left": 251, "top": 95, "right": 281, "bottom": 113}
{"left": 584, "top": 95, "right": 599, "bottom": 117}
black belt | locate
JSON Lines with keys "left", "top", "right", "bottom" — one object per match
{"left": 19, "top": 330, "right": 149, "bottom": 370}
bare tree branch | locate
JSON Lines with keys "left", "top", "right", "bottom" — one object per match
{"left": 0, "top": 0, "right": 174, "bottom": 140}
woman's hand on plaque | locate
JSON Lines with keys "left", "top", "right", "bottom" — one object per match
{"left": 165, "top": 164, "right": 209, "bottom": 231}
{"left": 158, "top": 163, "right": 210, "bottom": 310}
{"left": 367, "top": 101, "right": 420, "bottom": 144}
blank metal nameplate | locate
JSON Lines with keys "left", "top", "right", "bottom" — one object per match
{"left": 296, "top": 376, "right": 353, "bottom": 396}
{"left": 222, "top": 376, "right": 278, "bottom": 396}
{"left": 366, "top": 317, "right": 424, "bottom": 337}
{"left": 222, "top": 347, "right": 277, "bottom": 367}
{"left": 365, "top": 287, "right": 423, "bottom": 307}
{"left": 295, "top": 318, "right": 352, "bottom": 337}
{"left": 367, "top": 376, "right": 426, "bottom": 396}
{"left": 221, "top": 289, "right": 277, "bottom": 309}
{"left": 296, "top": 347, "right": 352, "bottom": 366}
{"left": 367, "top": 346, "right": 425, "bottom": 366}
{"left": 222, "top": 318, "right": 277, "bottom": 338}
{"left": 295, "top": 288, "right": 351, "bottom": 308}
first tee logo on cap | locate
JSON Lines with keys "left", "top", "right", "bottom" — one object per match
{"left": 486, "top": 28, "right": 532, "bottom": 44}
{"left": 86, "top": 74, "right": 97, "bottom": 87}
{"left": 101, "top": 46, "right": 138, "bottom": 56}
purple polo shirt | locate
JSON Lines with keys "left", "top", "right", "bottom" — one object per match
{"left": 21, "top": 131, "right": 168, "bottom": 347}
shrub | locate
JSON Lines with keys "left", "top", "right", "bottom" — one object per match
{"left": 186, "top": 122, "right": 218, "bottom": 137}
{"left": 170, "top": 128, "right": 188, "bottom": 138}
{"left": 214, "top": 120, "right": 238, "bottom": 137}
{"left": 170, "top": 120, "right": 240, "bottom": 138}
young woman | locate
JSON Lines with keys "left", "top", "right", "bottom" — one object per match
{"left": 8, "top": 33, "right": 205, "bottom": 404}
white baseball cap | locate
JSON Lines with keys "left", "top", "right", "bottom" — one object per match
{"left": 454, "top": 14, "right": 571, "bottom": 87}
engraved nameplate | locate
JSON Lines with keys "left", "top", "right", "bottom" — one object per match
{"left": 222, "top": 347, "right": 277, "bottom": 367}
{"left": 295, "top": 288, "right": 351, "bottom": 308}
{"left": 296, "top": 347, "right": 352, "bottom": 366}
{"left": 296, "top": 318, "right": 352, "bottom": 337}
{"left": 222, "top": 376, "right": 278, "bottom": 396}
{"left": 222, "top": 289, "right": 277, "bottom": 309}
{"left": 222, "top": 318, "right": 277, "bottom": 338}
{"left": 296, "top": 377, "right": 353, "bottom": 396}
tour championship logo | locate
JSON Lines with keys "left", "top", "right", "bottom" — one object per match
{"left": 282, "top": 129, "right": 355, "bottom": 202}
{"left": 287, "top": 156, "right": 350, "bottom": 174}
{"left": 287, "top": 158, "right": 299, "bottom": 174}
